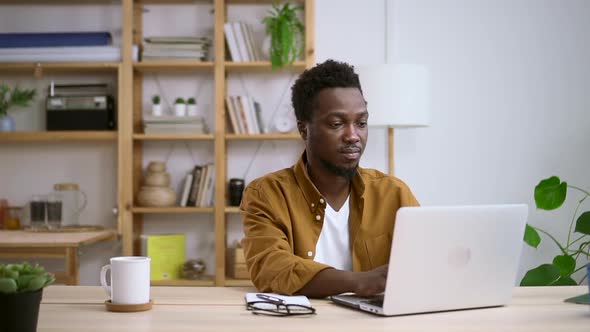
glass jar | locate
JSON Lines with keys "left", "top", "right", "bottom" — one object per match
{"left": 53, "top": 183, "right": 87, "bottom": 228}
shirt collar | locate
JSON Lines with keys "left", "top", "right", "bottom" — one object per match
{"left": 293, "top": 152, "right": 365, "bottom": 212}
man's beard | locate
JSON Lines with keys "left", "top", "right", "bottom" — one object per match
{"left": 319, "top": 157, "right": 357, "bottom": 181}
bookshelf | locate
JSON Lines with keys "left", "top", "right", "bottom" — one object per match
{"left": 123, "top": 0, "right": 315, "bottom": 287}
{"left": 0, "top": 0, "right": 313, "bottom": 287}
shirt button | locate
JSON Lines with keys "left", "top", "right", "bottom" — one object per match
{"left": 319, "top": 198, "right": 325, "bottom": 204}
{"left": 315, "top": 215, "right": 321, "bottom": 221}
{"left": 307, "top": 251, "right": 313, "bottom": 257}
{"left": 311, "top": 203, "right": 315, "bottom": 208}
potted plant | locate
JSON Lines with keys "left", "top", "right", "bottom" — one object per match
{"left": 262, "top": 2, "right": 304, "bottom": 70}
{"left": 521, "top": 176, "right": 589, "bottom": 286}
{"left": 174, "top": 97, "right": 186, "bottom": 116}
{"left": 187, "top": 97, "right": 198, "bottom": 116}
{"left": 0, "top": 262, "right": 55, "bottom": 332}
{"left": 151, "top": 95, "right": 162, "bottom": 116}
{"left": 0, "top": 83, "right": 37, "bottom": 132}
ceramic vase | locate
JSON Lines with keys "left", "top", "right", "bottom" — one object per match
{"left": 0, "top": 114, "right": 16, "bottom": 132}
{"left": 137, "top": 161, "right": 177, "bottom": 207}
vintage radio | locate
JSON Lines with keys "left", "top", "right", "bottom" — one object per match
{"left": 45, "top": 83, "right": 116, "bottom": 131}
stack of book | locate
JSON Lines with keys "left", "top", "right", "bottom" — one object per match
{"left": 179, "top": 163, "right": 215, "bottom": 207}
{"left": 143, "top": 115, "right": 208, "bottom": 135}
{"left": 0, "top": 31, "right": 121, "bottom": 62}
{"left": 224, "top": 22, "right": 260, "bottom": 62}
{"left": 225, "top": 95, "right": 266, "bottom": 134}
{"left": 142, "top": 36, "right": 212, "bottom": 61}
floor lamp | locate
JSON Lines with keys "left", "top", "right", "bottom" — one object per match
{"left": 356, "top": 64, "right": 430, "bottom": 175}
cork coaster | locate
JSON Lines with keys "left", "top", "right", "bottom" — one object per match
{"left": 105, "top": 299, "right": 153, "bottom": 312}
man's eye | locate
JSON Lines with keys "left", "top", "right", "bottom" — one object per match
{"left": 330, "top": 123, "right": 342, "bottom": 128}
{"left": 357, "top": 121, "right": 367, "bottom": 128}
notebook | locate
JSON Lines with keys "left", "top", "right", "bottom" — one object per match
{"left": 331, "top": 204, "right": 528, "bottom": 316}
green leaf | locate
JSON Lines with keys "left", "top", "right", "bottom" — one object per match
{"left": 534, "top": 176, "right": 567, "bottom": 210}
{"left": 0, "top": 277, "right": 18, "bottom": 293}
{"left": 17, "top": 275, "right": 37, "bottom": 290}
{"left": 551, "top": 276, "right": 577, "bottom": 286}
{"left": 552, "top": 255, "right": 575, "bottom": 276}
{"left": 524, "top": 224, "right": 541, "bottom": 248}
{"left": 574, "top": 211, "right": 590, "bottom": 235}
{"left": 22, "top": 276, "right": 46, "bottom": 292}
{"left": 520, "top": 264, "right": 560, "bottom": 286}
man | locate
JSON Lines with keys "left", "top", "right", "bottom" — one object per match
{"left": 240, "top": 59, "right": 419, "bottom": 298}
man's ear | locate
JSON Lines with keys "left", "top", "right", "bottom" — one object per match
{"left": 297, "top": 120, "right": 308, "bottom": 140}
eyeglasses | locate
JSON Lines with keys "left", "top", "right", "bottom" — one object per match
{"left": 246, "top": 294, "right": 316, "bottom": 317}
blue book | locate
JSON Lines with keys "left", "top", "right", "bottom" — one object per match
{"left": 0, "top": 32, "right": 112, "bottom": 48}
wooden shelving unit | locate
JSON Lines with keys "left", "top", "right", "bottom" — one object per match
{"left": 122, "top": 0, "right": 315, "bottom": 287}
{"left": 1, "top": 0, "right": 314, "bottom": 287}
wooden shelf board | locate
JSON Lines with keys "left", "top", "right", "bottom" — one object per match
{"left": 133, "top": 61, "right": 214, "bottom": 72}
{"left": 0, "top": 0, "right": 117, "bottom": 4}
{"left": 224, "top": 61, "right": 306, "bottom": 73}
{"left": 224, "top": 278, "right": 253, "bottom": 287}
{"left": 226, "top": 133, "right": 300, "bottom": 140}
{"left": 133, "top": 133, "right": 215, "bottom": 141}
{"left": 0, "top": 62, "right": 120, "bottom": 73}
{"left": 0, "top": 131, "right": 117, "bottom": 142}
{"left": 224, "top": 207, "right": 240, "bottom": 213}
{"left": 151, "top": 276, "right": 215, "bottom": 287}
{"left": 132, "top": 207, "right": 214, "bottom": 213}
{"left": 227, "top": 0, "right": 303, "bottom": 4}
{"left": 137, "top": 0, "right": 211, "bottom": 4}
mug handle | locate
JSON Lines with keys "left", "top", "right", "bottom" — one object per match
{"left": 100, "top": 264, "right": 111, "bottom": 298}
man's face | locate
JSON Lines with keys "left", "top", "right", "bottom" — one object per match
{"left": 299, "top": 87, "right": 368, "bottom": 180}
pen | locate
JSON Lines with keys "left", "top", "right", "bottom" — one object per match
{"left": 256, "top": 293, "right": 286, "bottom": 305}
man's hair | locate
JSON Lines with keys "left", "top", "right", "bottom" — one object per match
{"left": 291, "top": 59, "right": 362, "bottom": 122}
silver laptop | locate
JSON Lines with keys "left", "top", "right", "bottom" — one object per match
{"left": 331, "top": 204, "right": 528, "bottom": 316}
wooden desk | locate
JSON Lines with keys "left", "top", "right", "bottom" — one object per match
{"left": 39, "top": 285, "right": 589, "bottom": 331}
{"left": 0, "top": 230, "right": 117, "bottom": 285}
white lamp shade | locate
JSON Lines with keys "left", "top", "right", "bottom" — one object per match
{"left": 356, "top": 64, "right": 430, "bottom": 128}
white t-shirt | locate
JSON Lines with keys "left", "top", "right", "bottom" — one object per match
{"left": 313, "top": 195, "right": 352, "bottom": 271}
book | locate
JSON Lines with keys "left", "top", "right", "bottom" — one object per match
{"left": 187, "top": 165, "right": 203, "bottom": 206}
{"left": 224, "top": 23, "right": 241, "bottom": 62}
{"left": 0, "top": 32, "right": 112, "bottom": 48}
{"left": 179, "top": 173, "right": 193, "bottom": 207}
{"left": 141, "top": 233, "right": 186, "bottom": 281}
{"left": 232, "top": 22, "right": 250, "bottom": 62}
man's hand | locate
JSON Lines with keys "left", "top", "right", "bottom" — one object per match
{"left": 296, "top": 265, "right": 388, "bottom": 298}
{"left": 352, "top": 264, "right": 388, "bottom": 297}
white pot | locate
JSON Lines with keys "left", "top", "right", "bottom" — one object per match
{"left": 151, "top": 104, "right": 163, "bottom": 116}
{"left": 187, "top": 104, "right": 199, "bottom": 116}
{"left": 174, "top": 104, "right": 187, "bottom": 116}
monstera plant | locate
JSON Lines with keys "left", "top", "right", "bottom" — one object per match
{"left": 521, "top": 176, "right": 590, "bottom": 286}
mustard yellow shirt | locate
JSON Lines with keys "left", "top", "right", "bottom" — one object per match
{"left": 240, "top": 153, "right": 419, "bottom": 295}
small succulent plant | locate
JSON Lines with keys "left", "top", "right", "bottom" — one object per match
{"left": 187, "top": 97, "right": 196, "bottom": 105}
{"left": 174, "top": 97, "right": 185, "bottom": 104}
{"left": 151, "top": 95, "right": 161, "bottom": 105}
{"left": 0, "top": 262, "right": 55, "bottom": 294}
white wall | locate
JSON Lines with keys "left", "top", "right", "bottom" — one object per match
{"left": 1, "top": 0, "right": 589, "bottom": 284}
{"left": 317, "top": 0, "right": 590, "bottom": 282}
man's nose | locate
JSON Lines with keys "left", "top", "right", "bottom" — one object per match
{"left": 343, "top": 124, "right": 360, "bottom": 143}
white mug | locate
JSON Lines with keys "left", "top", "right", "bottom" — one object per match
{"left": 100, "top": 256, "right": 151, "bottom": 304}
